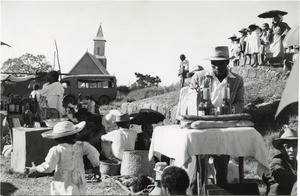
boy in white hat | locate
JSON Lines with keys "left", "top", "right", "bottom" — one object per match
{"left": 101, "top": 113, "right": 137, "bottom": 161}
{"left": 25, "top": 121, "right": 100, "bottom": 195}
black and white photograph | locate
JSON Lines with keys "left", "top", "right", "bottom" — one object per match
{"left": 0, "top": 0, "right": 299, "bottom": 195}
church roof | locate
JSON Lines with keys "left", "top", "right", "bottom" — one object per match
{"left": 87, "top": 52, "right": 109, "bottom": 74}
{"left": 68, "top": 51, "right": 109, "bottom": 75}
{"left": 93, "top": 24, "right": 106, "bottom": 41}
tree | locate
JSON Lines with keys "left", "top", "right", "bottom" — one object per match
{"left": 1, "top": 53, "right": 52, "bottom": 76}
{"left": 134, "top": 72, "right": 162, "bottom": 88}
{"left": 117, "top": 85, "right": 130, "bottom": 95}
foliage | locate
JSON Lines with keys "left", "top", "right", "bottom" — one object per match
{"left": 124, "top": 85, "right": 180, "bottom": 102}
{"left": 117, "top": 85, "right": 130, "bottom": 95}
{"left": 134, "top": 72, "right": 161, "bottom": 88}
{"left": 1, "top": 53, "right": 52, "bottom": 76}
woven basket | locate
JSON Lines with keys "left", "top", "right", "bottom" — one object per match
{"left": 120, "top": 150, "right": 155, "bottom": 176}
{"left": 99, "top": 160, "right": 121, "bottom": 176}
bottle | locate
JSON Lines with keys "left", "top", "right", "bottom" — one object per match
{"left": 203, "top": 88, "right": 215, "bottom": 115}
{"left": 8, "top": 94, "right": 15, "bottom": 114}
{"left": 220, "top": 84, "right": 232, "bottom": 115}
{"left": 149, "top": 162, "right": 168, "bottom": 195}
{"left": 24, "top": 103, "right": 33, "bottom": 128}
{"left": 197, "top": 89, "right": 205, "bottom": 116}
{"left": 14, "top": 95, "right": 20, "bottom": 114}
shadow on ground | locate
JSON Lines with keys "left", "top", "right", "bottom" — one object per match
{"left": 1, "top": 182, "right": 18, "bottom": 195}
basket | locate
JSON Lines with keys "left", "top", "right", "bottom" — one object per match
{"left": 120, "top": 150, "right": 155, "bottom": 176}
{"left": 99, "top": 160, "right": 121, "bottom": 176}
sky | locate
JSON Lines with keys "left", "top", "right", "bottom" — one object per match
{"left": 1, "top": 1, "right": 299, "bottom": 86}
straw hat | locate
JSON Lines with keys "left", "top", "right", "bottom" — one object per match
{"left": 238, "top": 28, "right": 248, "bottom": 33}
{"left": 102, "top": 110, "right": 122, "bottom": 127}
{"left": 228, "top": 34, "right": 237, "bottom": 39}
{"left": 272, "top": 125, "right": 298, "bottom": 150}
{"left": 205, "top": 46, "right": 234, "bottom": 61}
{"left": 113, "top": 113, "right": 131, "bottom": 123}
{"left": 42, "top": 121, "right": 86, "bottom": 139}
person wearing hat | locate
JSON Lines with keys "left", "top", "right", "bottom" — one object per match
{"left": 228, "top": 34, "right": 237, "bottom": 66}
{"left": 267, "top": 15, "right": 291, "bottom": 60}
{"left": 238, "top": 28, "right": 248, "bottom": 64}
{"left": 232, "top": 37, "right": 241, "bottom": 67}
{"left": 176, "top": 65, "right": 204, "bottom": 122}
{"left": 263, "top": 125, "right": 297, "bottom": 195}
{"left": 178, "top": 54, "right": 190, "bottom": 88}
{"left": 260, "top": 23, "right": 272, "bottom": 64}
{"left": 190, "top": 46, "right": 245, "bottom": 187}
{"left": 25, "top": 121, "right": 101, "bottom": 195}
{"left": 101, "top": 113, "right": 137, "bottom": 161}
{"left": 248, "top": 24, "right": 261, "bottom": 67}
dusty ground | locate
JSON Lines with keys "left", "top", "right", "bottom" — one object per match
{"left": 0, "top": 155, "right": 127, "bottom": 195}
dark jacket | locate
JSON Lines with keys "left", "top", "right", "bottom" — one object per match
{"left": 263, "top": 153, "right": 297, "bottom": 195}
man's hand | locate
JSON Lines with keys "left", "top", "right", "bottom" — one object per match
{"left": 24, "top": 162, "right": 37, "bottom": 175}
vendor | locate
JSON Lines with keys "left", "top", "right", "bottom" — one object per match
{"left": 190, "top": 46, "right": 245, "bottom": 188}
{"left": 40, "top": 71, "right": 64, "bottom": 116}
{"left": 263, "top": 125, "right": 297, "bottom": 195}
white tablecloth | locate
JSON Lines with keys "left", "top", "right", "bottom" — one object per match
{"left": 149, "top": 125, "right": 269, "bottom": 175}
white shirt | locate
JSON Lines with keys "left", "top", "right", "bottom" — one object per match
{"left": 41, "top": 82, "right": 64, "bottom": 114}
{"left": 101, "top": 128, "right": 137, "bottom": 160}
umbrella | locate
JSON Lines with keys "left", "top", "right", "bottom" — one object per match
{"left": 258, "top": 10, "right": 288, "bottom": 18}
{"left": 275, "top": 25, "right": 299, "bottom": 118}
{"left": 130, "top": 108, "right": 165, "bottom": 125}
{"left": 283, "top": 25, "right": 299, "bottom": 48}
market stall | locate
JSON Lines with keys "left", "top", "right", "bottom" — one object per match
{"left": 148, "top": 123, "right": 269, "bottom": 194}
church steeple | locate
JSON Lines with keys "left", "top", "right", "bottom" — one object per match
{"left": 93, "top": 23, "right": 107, "bottom": 69}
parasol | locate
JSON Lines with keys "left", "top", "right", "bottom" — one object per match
{"left": 283, "top": 25, "right": 299, "bottom": 48}
{"left": 129, "top": 108, "right": 165, "bottom": 125}
{"left": 258, "top": 10, "right": 288, "bottom": 18}
{"left": 275, "top": 26, "right": 299, "bottom": 118}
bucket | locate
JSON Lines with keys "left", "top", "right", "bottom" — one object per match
{"left": 99, "top": 160, "right": 121, "bottom": 176}
{"left": 120, "top": 150, "right": 155, "bottom": 176}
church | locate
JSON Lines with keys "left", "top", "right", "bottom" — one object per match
{"left": 68, "top": 24, "right": 110, "bottom": 75}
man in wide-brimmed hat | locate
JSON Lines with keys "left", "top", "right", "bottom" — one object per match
{"left": 263, "top": 125, "right": 297, "bottom": 195}
{"left": 101, "top": 113, "right": 137, "bottom": 161}
{"left": 190, "top": 46, "right": 245, "bottom": 189}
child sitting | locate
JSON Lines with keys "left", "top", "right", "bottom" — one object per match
{"left": 101, "top": 113, "right": 137, "bottom": 161}
{"left": 25, "top": 121, "right": 100, "bottom": 195}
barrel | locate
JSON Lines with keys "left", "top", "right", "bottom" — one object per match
{"left": 120, "top": 150, "right": 155, "bottom": 176}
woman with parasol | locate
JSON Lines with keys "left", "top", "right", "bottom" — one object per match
{"left": 259, "top": 10, "right": 291, "bottom": 61}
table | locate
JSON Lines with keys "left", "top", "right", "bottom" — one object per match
{"left": 148, "top": 125, "right": 269, "bottom": 194}
{"left": 11, "top": 127, "right": 58, "bottom": 173}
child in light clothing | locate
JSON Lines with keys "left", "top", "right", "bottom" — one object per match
{"left": 26, "top": 121, "right": 100, "bottom": 195}
{"left": 101, "top": 113, "right": 137, "bottom": 161}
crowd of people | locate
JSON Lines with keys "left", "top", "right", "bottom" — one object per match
{"left": 227, "top": 15, "right": 298, "bottom": 70}
{"left": 18, "top": 40, "right": 297, "bottom": 196}
{"left": 4, "top": 12, "right": 298, "bottom": 196}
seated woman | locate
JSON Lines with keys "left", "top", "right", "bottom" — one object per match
{"left": 263, "top": 125, "right": 297, "bottom": 195}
